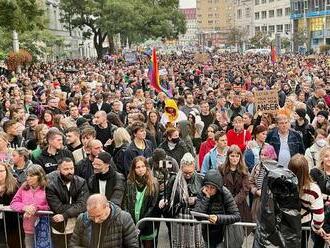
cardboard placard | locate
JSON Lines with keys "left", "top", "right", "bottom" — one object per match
{"left": 254, "top": 90, "right": 279, "bottom": 114}
{"left": 194, "top": 53, "right": 209, "bottom": 63}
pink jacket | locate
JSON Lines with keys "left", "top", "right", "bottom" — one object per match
{"left": 10, "top": 185, "right": 49, "bottom": 234}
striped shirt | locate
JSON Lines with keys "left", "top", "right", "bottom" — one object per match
{"left": 300, "top": 182, "right": 324, "bottom": 230}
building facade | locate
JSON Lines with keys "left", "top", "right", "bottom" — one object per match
{"left": 179, "top": 8, "right": 198, "bottom": 46}
{"left": 43, "top": 0, "right": 96, "bottom": 59}
{"left": 290, "top": 0, "right": 330, "bottom": 51}
{"left": 196, "top": 0, "right": 234, "bottom": 47}
{"left": 253, "top": 0, "right": 292, "bottom": 40}
{"left": 234, "top": 0, "right": 254, "bottom": 39}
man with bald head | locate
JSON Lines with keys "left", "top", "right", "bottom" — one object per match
{"left": 75, "top": 139, "right": 103, "bottom": 181}
{"left": 70, "top": 194, "right": 138, "bottom": 248}
{"left": 93, "top": 110, "right": 117, "bottom": 151}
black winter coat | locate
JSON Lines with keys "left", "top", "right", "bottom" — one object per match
{"left": 123, "top": 140, "right": 154, "bottom": 175}
{"left": 88, "top": 167, "right": 126, "bottom": 207}
{"left": 75, "top": 157, "right": 94, "bottom": 181}
{"left": 46, "top": 171, "right": 89, "bottom": 232}
{"left": 69, "top": 203, "right": 138, "bottom": 248}
{"left": 159, "top": 140, "right": 189, "bottom": 165}
{"left": 194, "top": 169, "right": 240, "bottom": 246}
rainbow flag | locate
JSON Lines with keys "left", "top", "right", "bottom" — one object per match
{"left": 271, "top": 45, "right": 277, "bottom": 64}
{"left": 148, "top": 48, "right": 173, "bottom": 97}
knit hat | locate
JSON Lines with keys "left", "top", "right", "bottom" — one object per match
{"left": 317, "top": 110, "right": 329, "bottom": 120}
{"left": 96, "top": 152, "right": 112, "bottom": 165}
{"left": 295, "top": 108, "right": 306, "bottom": 119}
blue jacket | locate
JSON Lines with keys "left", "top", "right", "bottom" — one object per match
{"left": 201, "top": 147, "right": 227, "bottom": 175}
{"left": 265, "top": 128, "right": 305, "bottom": 158}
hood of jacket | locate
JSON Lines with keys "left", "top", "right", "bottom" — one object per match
{"left": 203, "top": 169, "right": 223, "bottom": 191}
{"left": 164, "top": 99, "right": 179, "bottom": 123}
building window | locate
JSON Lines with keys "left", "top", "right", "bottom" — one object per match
{"left": 208, "top": 0, "right": 212, "bottom": 3}
{"left": 326, "top": 0, "right": 330, "bottom": 10}
{"left": 269, "top": 25, "right": 275, "bottom": 33}
{"left": 246, "top": 8, "right": 251, "bottom": 17}
{"left": 208, "top": 20, "right": 213, "bottom": 24}
{"left": 208, "top": 13, "right": 213, "bottom": 18}
{"left": 262, "top": 26, "right": 267, "bottom": 32}
{"left": 255, "top": 0, "right": 260, "bottom": 5}
{"left": 261, "top": 11, "right": 267, "bottom": 18}
{"left": 269, "top": 0, "right": 274, "bottom": 2}
{"left": 261, "top": 0, "right": 267, "bottom": 3}
{"left": 285, "top": 24, "right": 291, "bottom": 33}
{"left": 276, "top": 24, "right": 283, "bottom": 32}
{"left": 237, "top": 9, "right": 242, "bottom": 19}
{"left": 255, "top": 12, "right": 260, "bottom": 19}
{"left": 276, "top": 8, "right": 283, "bottom": 17}
{"left": 255, "top": 26, "right": 261, "bottom": 32}
{"left": 285, "top": 7, "right": 290, "bottom": 16}
{"left": 269, "top": 10, "right": 275, "bottom": 17}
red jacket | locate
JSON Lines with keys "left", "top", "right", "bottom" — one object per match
{"left": 226, "top": 129, "right": 252, "bottom": 152}
{"left": 198, "top": 138, "right": 216, "bottom": 170}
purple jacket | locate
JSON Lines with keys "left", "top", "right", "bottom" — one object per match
{"left": 10, "top": 185, "right": 49, "bottom": 234}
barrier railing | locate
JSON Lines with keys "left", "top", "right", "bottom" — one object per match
{"left": 0, "top": 206, "right": 54, "bottom": 248}
{"left": 0, "top": 206, "right": 313, "bottom": 248}
{"left": 136, "top": 217, "right": 312, "bottom": 248}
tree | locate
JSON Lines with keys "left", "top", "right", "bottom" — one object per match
{"left": 60, "top": 0, "right": 186, "bottom": 58}
{"left": 0, "top": 0, "right": 44, "bottom": 32}
{"left": 249, "top": 32, "right": 271, "bottom": 48}
{"left": 293, "top": 28, "right": 307, "bottom": 50}
{"left": 281, "top": 37, "right": 291, "bottom": 50}
{"left": 226, "top": 27, "right": 247, "bottom": 49}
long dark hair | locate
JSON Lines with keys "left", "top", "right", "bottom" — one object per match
{"left": 127, "top": 156, "right": 155, "bottom": 196}
{"left": 221, "top": 145, "right": 248, "bottom": 175}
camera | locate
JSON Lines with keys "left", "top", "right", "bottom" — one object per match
{"left": 159, "top": 160, "right": 172, "bottom": 169}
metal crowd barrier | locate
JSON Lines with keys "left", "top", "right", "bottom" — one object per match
{"left": 0, "top": 206, "right": 313, "bottom": 248}
{"left": 136, "top": 217, "right": 313, "bottom": 248}
{"left": 0, "top": 205, "right": 54, "bottom": 248}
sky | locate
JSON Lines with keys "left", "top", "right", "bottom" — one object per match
{"left": 179, "top": 0, "right": 196, "bottom": 8}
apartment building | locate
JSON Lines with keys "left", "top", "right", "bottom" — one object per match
{"left": 179, "top": 8, "right": 198, "bottom": 46}
{"left": 234, "top": 0, "right": 254, "bottom": 39}
{"left": 196, "top": 0, "right": 234, "bottom": 46}
{"left": 43, "top": 0, "right": 96, "bottom": 59}
{"left": 253, "top": 0, "right": 292, "bottom": 39}
{"left": 290, "top": 0, "right": 330, "bottom": 51}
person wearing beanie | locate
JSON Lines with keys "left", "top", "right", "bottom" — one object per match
{"left": 292, "top": 108, "right": 315, "bottom": 149}
{"left": 194, "top": 169, "right": 240, "bottom": 247}
{"left": 313, "top": 110, "right": 330, "bottom": 133}
{"left": 158, "top": 152, "right": 204, "bottom": 247}
{"left": 88, "top": 151, "right": 126, "bottom": 207}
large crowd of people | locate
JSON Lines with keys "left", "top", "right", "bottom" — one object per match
{"left": 0, "top": 52, "right": 329, "bottom": 248}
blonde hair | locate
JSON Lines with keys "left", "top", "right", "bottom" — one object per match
{"left": 318, "top": 146, "right": 330, "bottom": 170}
{"left": 113, "top": 127, "right": 131, "bottom": 148}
